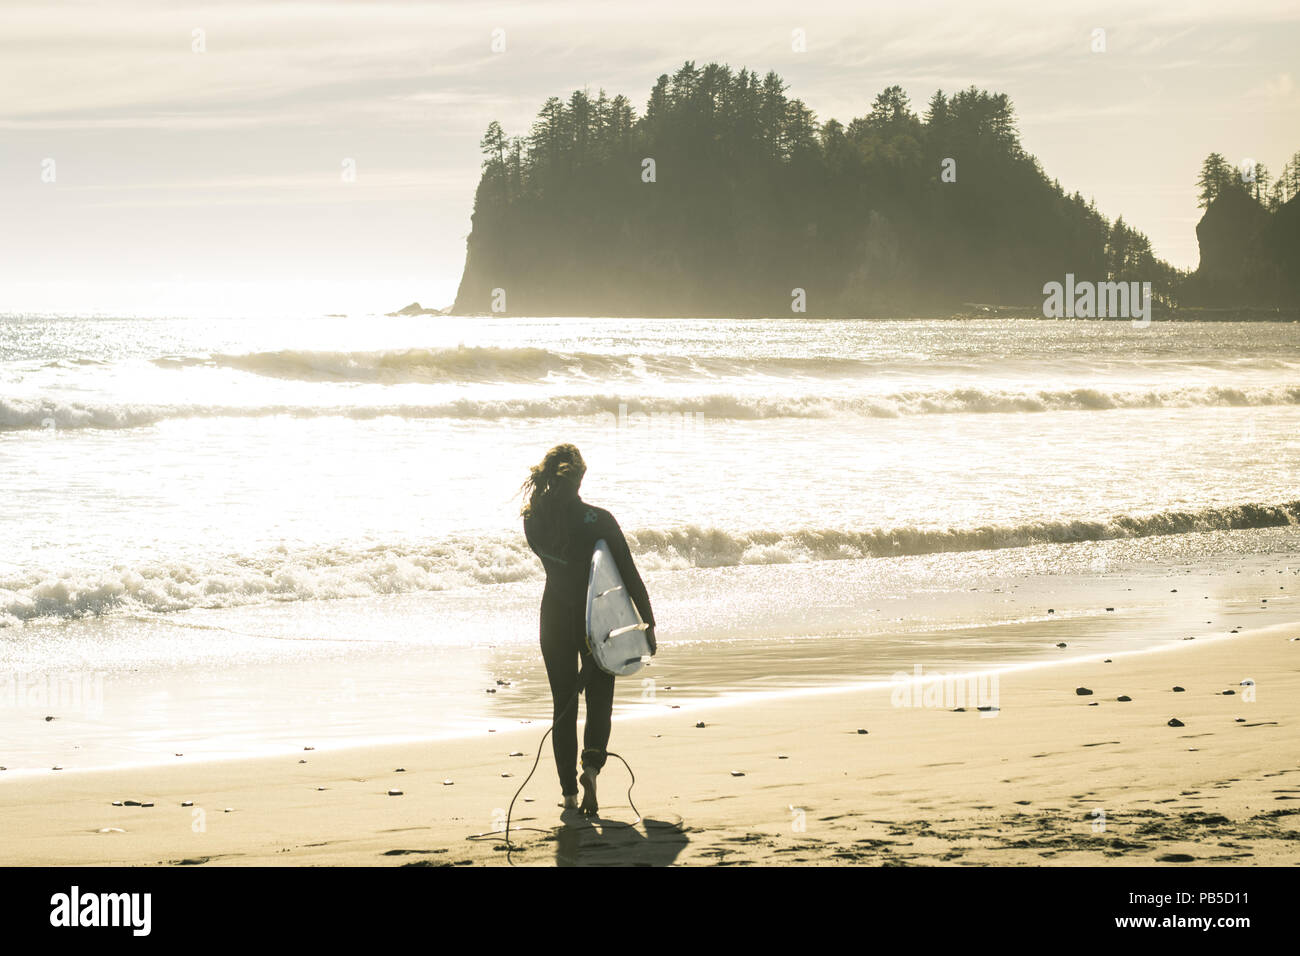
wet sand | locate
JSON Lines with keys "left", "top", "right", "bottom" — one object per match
{"left": 2, "top": 621, "right": 1297, "bottom": 866}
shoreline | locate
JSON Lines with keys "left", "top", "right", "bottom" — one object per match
{"left": 3, "top": 620, "right": 1296, "bottom": 866}
{"left": 0, "top": 624, "right": 1252, "bottom": 783}
{"left": 4, "top": 539, "right": 1295, "bottom": 777}
{"left": 440, "top": 310, "right": 1300, "bottom": 322}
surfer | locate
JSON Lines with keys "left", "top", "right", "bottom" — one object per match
{"left": 521, "top": 443, "right": 656, "bottom": 813}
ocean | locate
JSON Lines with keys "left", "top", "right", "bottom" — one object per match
{"left": 2, "top": 315, "right": 1298, "bottom": 770}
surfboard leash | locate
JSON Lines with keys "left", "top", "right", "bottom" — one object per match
{"left": 466, "top": 675, "right": 656, "bottom": 864}
{"left": 500, "top": 685, "right": 580, "bottom": 851}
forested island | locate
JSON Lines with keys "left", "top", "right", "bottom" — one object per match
{"left": 451, "top": 62, "right": 1300, "bottom": 318}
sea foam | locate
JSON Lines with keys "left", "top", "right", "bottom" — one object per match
{"left": 4, "top": 499, "right": 1295, "bottom": 623}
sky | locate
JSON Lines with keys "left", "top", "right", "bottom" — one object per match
{"left": 1, "top": 0, "right": 1297, "bottom": 316}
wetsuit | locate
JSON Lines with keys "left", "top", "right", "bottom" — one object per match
{"left": 524, "top": 496, "right": 655, "bottom": 796}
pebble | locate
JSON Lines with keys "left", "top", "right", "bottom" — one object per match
{"left": 123, "top": 800, "right": 142, "bottom": 806}
{"left": 44, "top": 715, "right": 55, "bottom": 722}
{"left": 98, "top": 827, "right": 125, "bottom": 834}
{"left": 1117, "top": 695, "right": 1132, "bottom": 702}
{"left": 730, "top": 771, "right": 745, "bottom": 777}
{"left": 303, "top": 746, "right": 314, "bottom": 751}
{"left": 1105, "top": 607, "right": 1115, "bottom": 612}
{"left": 1104, "top": 659, "right": 1112, "bottom": 663}
{"left": 777, "top": 755, "right": 788, "bottom": 760}
{"left": 111, "top": 801, "right": 123, "bottom": 807}
{"left": 1075, "top": 687, "right": 1093, "bottom": 696}
{"left": 224, "top": 808, "right": 234, "bottom": 813}
{"left": 394, "top": 767, "right": 405, "bottom": 772}
{"left": 856, "top": 728, "right": 869, "bottom": 735}
{"left": 388, "top": 789, "right": 403, "bottom": 797}
{"left": 952, "top": 707, "right": 966, "bottom": 712}
{"left": 508, "top": 751, "right": 524, "bottom": 757}
{"left": 1172, "top": 686, "right": 1185, "bottom": 692}
{"left": 1168, "top": 718, "right": 1185, "bottom": 727}
{"left": 1221, "top": 689, "right": 1236, "bottom": 696}
{"left": 1047, "top": 609, "right": 1055, "bottom": 614}
{"left": 1056, "top": 642, "right": 1067, "bottom": 648}
{"left": 51, "top": 766, "right": 62, "bottom": 771}
{"left": 695, "top": 721, "right": 706, "bottom": 728}
{"left": 486, "top": 688, "right": 496, "bottom": 694}
{"left": 1088, "top": 702, "right": 1099, "bottom": 707}
{"left": 1235, "top": 718, "right": 1246, "bottom": 723}
{"left": 181, "top": 801, "right": 193, "bottom": 807}
{"left": 442, "top": 779, "right": 454, "bottom": 786}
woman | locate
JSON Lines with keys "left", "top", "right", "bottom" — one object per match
{"left": 521, "top": 443, "right": 656, "bottom": 814}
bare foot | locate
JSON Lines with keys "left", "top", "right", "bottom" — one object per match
{"left": 579, "top": 767, "right": 599, "bottom": 815}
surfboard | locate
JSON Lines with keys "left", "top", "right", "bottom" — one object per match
{"left": 586, "top": 538, "right": 651, "bottom": 677}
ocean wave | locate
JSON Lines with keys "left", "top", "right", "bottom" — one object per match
{"left": 153, "top": 346, "right": 882, "bottom": 383}
{"left": 0, "top": 398, "right": 172, "bottom": 431}
{"left": 627, "top": 500, "right": 1300, "bottom": 567}
{"left": 0, "top": 538, "right": 543, "bottom": 624}
{"left": 5, "top": 383, "right": 1299, "bottom": 432}
{"left": 3, "top": 500, "right": 1297, "bottom": 623}
{"left": 153, "top": 344, "right": 1300, "bottom": 386}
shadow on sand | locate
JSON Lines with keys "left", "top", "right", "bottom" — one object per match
{"left": 552, "top": 811, "right": 688, "bottom": 867}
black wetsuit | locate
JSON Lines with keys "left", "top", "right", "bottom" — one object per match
{"left": 524, "top": 496, "right": 655, "bottom": 796}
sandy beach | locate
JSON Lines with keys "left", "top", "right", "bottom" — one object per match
{"left": 3, "top": 621, "right": 1296, "bottom": 867}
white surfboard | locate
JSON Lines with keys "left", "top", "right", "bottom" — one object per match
{"left": 586, "top": 539, "right": 651, "bottom": 677}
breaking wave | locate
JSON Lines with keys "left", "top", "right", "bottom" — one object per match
{"left": 153, "top": 346, "right": 734, "bottom": 383}
{"left": 4, "top": 500, "right": 1296, "bottom": 623}
{"left": 153, "top": 344, "right": 1300, "bottom": 386}
{"left": 5, "top": 383, "right": 1299, "bottom": 432}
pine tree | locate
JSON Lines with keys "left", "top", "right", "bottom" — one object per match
{"left": 1196, "top": 153, "right": 1233, "bottom": 207}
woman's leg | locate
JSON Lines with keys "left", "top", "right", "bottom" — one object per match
{"left": 580, "top": 649, "right": 616, "bottom": 773}
{"left": 539, "top": 602, "right": 580, "bottom": 796}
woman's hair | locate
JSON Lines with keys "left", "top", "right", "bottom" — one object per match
{"left": 520, "top": 443, "right": 587, "bottom": 520}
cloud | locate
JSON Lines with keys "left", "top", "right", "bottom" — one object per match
{"left": 1245, "top": 72, "right": 1295, "bottom": 99}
